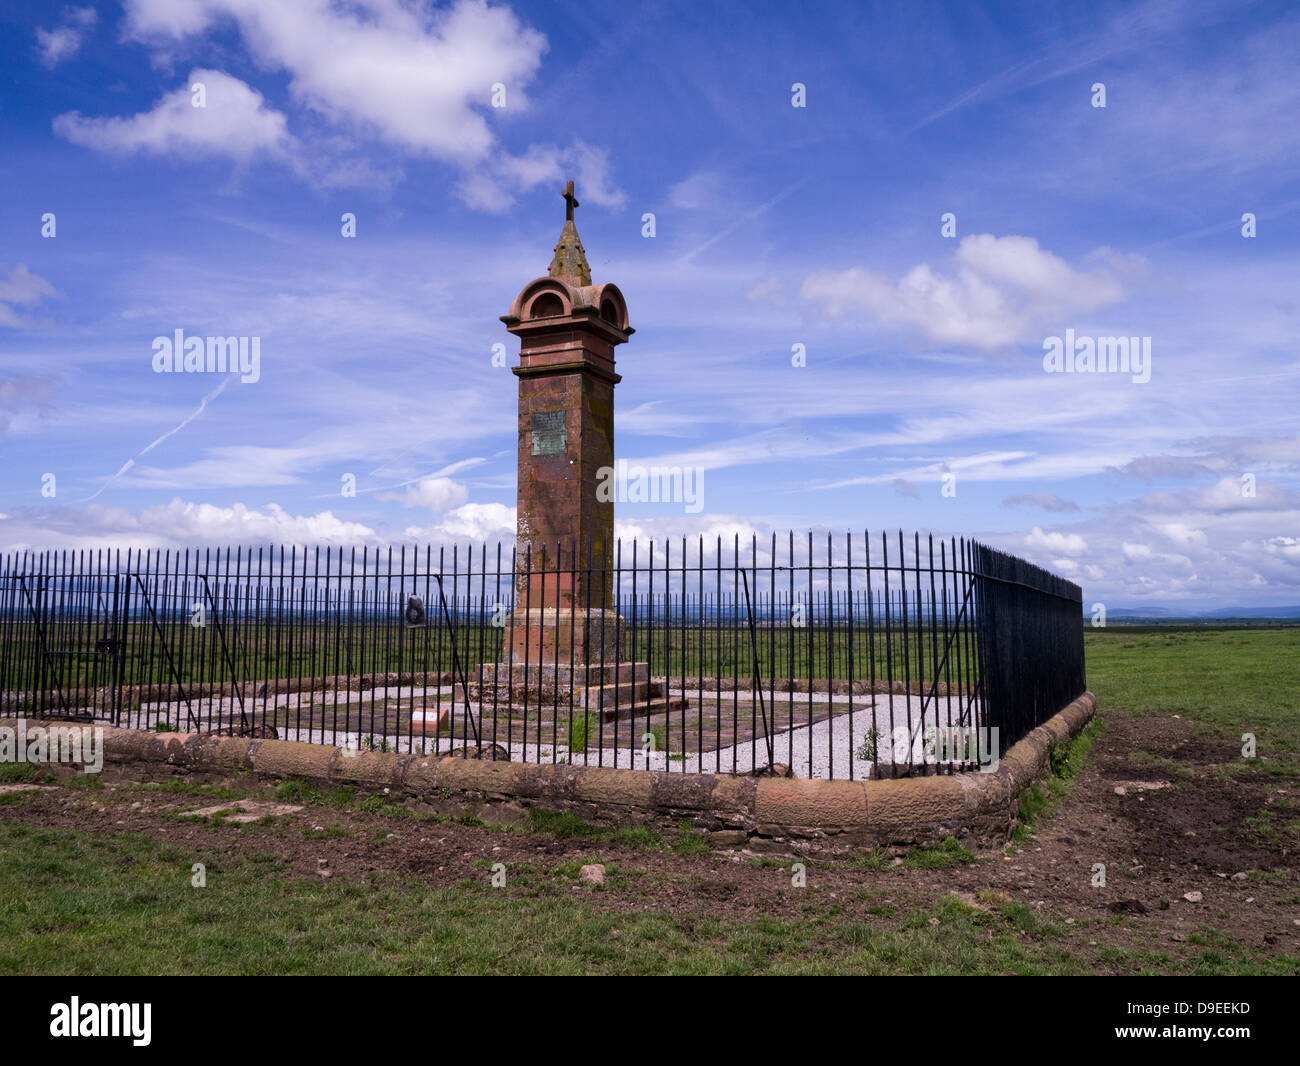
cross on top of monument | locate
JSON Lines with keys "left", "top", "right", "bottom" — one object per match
{"left": 548, "top": 178, "right": 591, "bottom": 285}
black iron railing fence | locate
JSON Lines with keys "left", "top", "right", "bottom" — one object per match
{"left": 0, "top": 531, "right": 1084, "bottom": 780}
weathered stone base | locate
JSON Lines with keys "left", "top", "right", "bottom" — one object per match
{"left": 481, "top": 660, "right": 647, "bottom": 689}
{"left": 476, "top": 659, "right": 686, "bottom": 721}
{"left": 1, "top": 691, "right": 1094, "bottom": 855}
{"left": 505, "top": 607, "right": 622, "bottom": 665}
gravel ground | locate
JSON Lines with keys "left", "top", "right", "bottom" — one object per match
{"left": 271, "top": 691, "right": 988, "bottom": 779}
{"left": 46, "top": 683, "right": 990, "bottom": 780}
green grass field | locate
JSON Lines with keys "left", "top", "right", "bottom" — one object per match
{"left": 5, "top": 817, "right": 1292, "bottom": 976}
{"left": 2, "top": 618, "right": 971, "bottom": 693}
{"left": 1085, "top": 626, "right": 1300, "bottom": 753}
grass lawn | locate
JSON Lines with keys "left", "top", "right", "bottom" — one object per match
{"left": 2, "top": 815, "right": 1291, "bottom": 976}
{"left": 1085, "top": 627, "right": 1300, "bottom": 753}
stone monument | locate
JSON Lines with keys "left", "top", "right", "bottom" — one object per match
{"left": 486, "top": 181, "right": 679, "bottom": 721}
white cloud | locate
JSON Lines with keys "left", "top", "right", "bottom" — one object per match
{"left": 1110, "top": 454, "right": 1215, "bottom": 481}
{"left": 1159, "top": 522, "right": 1208, "bottom": 549}
{"left": 1025, "top": 526, "right": 1088, "bottom": 555}
{"left": 123, "top": 0, "right": 214, "bottom": 38}
{"left": 430, "top": 501, "right": 515, "bottom": 540}
{"left": 154, "top": 499, "right": 376, "bottom": 545}
{"left": 613, "top": 514, "right": 763, "bottom": 550}
{"left": 669, "top": 169, "right": 726, "bottom": 209}
{"left": 1003, "top": 491, "right": 1080, "bottom": 512}
{"left": 116, "top": 445, "right": 316, "bottom": 490}
{"left": 1141, "top": 476, "right": 1300, "bottom": 515}
{"left": 0, "top": 265, "right": 60, "bottom": 329}
{"left": 407, "top": 505, "right": 764, "bottom": 550}
{"left": 74, "top": 2, "right": 620, "bottom": 207}
{"left": 54, "top": 69, "right": 293, "bottom": 160}
{"left": 456, "top": 141, "right": 625, "bottom": 213}
{"left": 567, "top": 142, "right": 626, "bottom": 208}
{"left": 0, "top": 498, "right": 377, "bottom": 552}
{"left": 746, "top": 277, "right": 784, "bottom": 304}
{"left": 380, "top": 476, "right": 469, "bottom": 513}
{"left": 35, "top": 7, "right": 97, "bottom": 68}
{"left": 0, "top": 376, "right": 55, "bottom": 436}
{"left": 819, "top": 447, "right": 1120, "bottom": 491}
{"left": 1025, "top": 469, "right": 1300, "bottom": 605}
{"left": 801, "top": 234, "right": 1126, "bottom": 348}
{"left": 1264, "top": 536, "right": 1300, "bottom": 562}
{"left": 122, "top": 0, "right": 544, "bottom": 162}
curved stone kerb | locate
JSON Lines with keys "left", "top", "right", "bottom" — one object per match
{"left": 0, "top": 691, "right": 1095, "bottom": 845}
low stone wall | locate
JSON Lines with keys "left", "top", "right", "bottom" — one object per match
{"left": 2, "top": 691, "right": 1095, "bottom": 853}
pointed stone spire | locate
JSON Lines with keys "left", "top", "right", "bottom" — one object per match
{"left": 547, "top": 180, "right": 591, "bottom": 285}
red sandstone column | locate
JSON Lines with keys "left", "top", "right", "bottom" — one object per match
{"left": 500, "top": 181, "right": 633, "bottom": 665}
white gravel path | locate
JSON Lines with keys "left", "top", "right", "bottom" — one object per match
{"left": 274, "top": 692, "right": 993, "bottom": 779}
{"left": 75, "top": 683, "right": 994, "bottom": 780}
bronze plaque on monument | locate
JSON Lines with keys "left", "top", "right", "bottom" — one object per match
{"left": 531, "top": 410, "right": 567, "bottom": 455}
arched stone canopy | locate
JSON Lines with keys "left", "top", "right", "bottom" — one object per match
{"left": 531, "top": 292, "right": 566, "bottom": 318}
{"left": 515, "top": 280, "right": 571, "bottom": 320}
{"left": 503, "top": 183, "right": 632, "bottom": 336}
{"left": 509, "top": 278, "right": 571, "bottom": 322}
{"left": 505, "top": 278, "right": 633, "bottom": 335}
{"left": 592, "top": 283, "right": 628, "bottom": 331}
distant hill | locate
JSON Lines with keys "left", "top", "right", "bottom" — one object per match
{"left": 1095, "top": 605, "right": 1300, "bottom": 621}
{"left": 1205, "top": 605, "right": 1300, "bottom": 618}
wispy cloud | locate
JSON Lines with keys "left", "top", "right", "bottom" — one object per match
{"left": 0, "top": 265, "right": 60, "bottom": 329}
{"left": 802, "top": 235, "right": 1127, "bottom": 349}
{"left": 34, "top": 6, "right": 96, "bottom": 68}
{"left": 56, "top": 70, "right": 293, "bottom": 161}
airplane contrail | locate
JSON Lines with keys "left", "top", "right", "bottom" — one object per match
{"left": 81, "top": 378, "right": 231, "bottom": 501}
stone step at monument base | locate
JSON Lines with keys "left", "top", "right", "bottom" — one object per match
{"left": 478, "top": 660, "right": 648, "bottom": 690}
{"left": 584, "top": 693, "right": 689, "bottom": 723}
{"left": 580, "top": 677, "right": 658, "bottom": 706}
{"left": 475, "top": 660, "right": 687, "bottom": 721}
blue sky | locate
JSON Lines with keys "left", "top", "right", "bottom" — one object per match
{"left": 1, "top": 0, "right": 1298, "bottom": 610}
